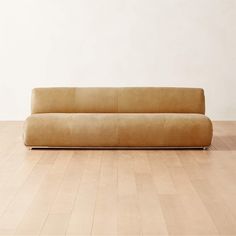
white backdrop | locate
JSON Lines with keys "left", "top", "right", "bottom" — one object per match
{"left": 0, "top": 0, "right": 236, "bottom": 120}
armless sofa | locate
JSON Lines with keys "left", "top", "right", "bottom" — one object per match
{"left": 24, "top": 87, "right": 213, "bottom": 149}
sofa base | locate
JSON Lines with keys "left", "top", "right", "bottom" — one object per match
{"left": 24, "top": 113, "right": 213, "bottom": 148}
{"left": 27, "top": 146, "right": 210, "bottom": 150}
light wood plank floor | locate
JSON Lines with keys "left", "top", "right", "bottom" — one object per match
{"left": 0, "top": 121, "right": 235, "bottom": 236}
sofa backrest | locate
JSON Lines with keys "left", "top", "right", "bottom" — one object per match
{"left": 31, "top": 87, "right": 205, "bottom": 114}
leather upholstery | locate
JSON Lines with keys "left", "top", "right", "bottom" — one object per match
{"left": 24, "top": 87, "right": 212, "bottom": 148}
{"left": 31, "top": 87, "right": 205, "bottom": 114}
{"left": 24, "top": 113, "right": 212, "bottom": 147}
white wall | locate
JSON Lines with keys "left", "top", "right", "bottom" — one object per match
{"left": 0, "top": 0, "right": 236, "bottom": 120}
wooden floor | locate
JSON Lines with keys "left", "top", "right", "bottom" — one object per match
{"left": 0, "top": 121, "right": 236, "bottom": 236}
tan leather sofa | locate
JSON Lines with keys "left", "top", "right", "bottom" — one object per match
{"left": 24, "top": 87, "right": 213, "bottom": 149}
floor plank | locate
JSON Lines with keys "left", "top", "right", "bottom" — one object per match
{"left": 66, "top": 151, "right": 101, "bottom": 235}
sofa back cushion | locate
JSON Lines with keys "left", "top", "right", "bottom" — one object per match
{"left": 31, "top": 87, "right": 205, "bottom": 114}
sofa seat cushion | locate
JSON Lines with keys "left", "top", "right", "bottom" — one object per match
{"left": 24, "top": 113, "right": 212, "bottom": 147}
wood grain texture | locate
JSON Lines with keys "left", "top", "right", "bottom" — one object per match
{"left": 0, "top": 121, "right": 235, "bottom": 236}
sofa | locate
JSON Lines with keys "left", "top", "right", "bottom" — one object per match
{"left": 24, "top": 87, "right": 213, "bottom": 149}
